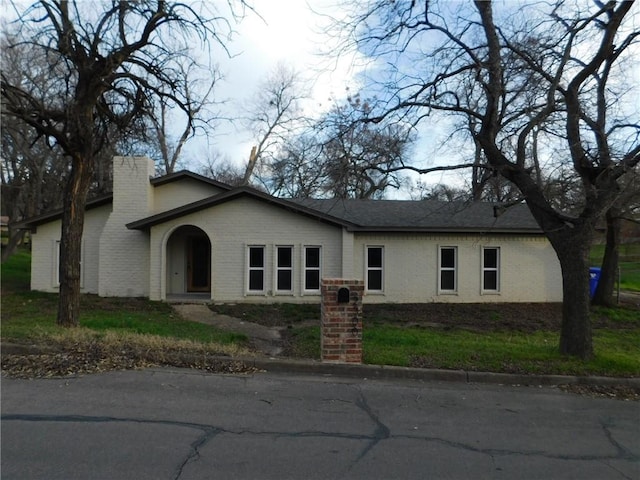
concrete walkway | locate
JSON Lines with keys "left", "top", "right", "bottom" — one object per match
{"left": 171, "top": 304, "right": 283, "bottom": 356}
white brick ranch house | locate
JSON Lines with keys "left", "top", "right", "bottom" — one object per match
{"left": 22, "top": 156, "right": 562, "bottom": 304}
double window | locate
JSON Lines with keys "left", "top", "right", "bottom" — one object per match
{"left": 366, "top": 246, "right": 384, "bottom": 292}
{"left": 437, "top": 245, "right": 500, "bottom": 294}
{"left": 482, "top": 247, "right": 500, "bottom": 292}
{"left": 439, "top": 246, "right": 457, "bottom": 293}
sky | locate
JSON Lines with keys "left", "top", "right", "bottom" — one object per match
{"left": 0, "top": 0, "right": 489, "bottom": 195}
{"left": 183, "top": 1, "right": 365, "bottom": 171}
{"left": 2, "top": 0, "right": 364, "bottom": 174}
{"left": 5, "top": 1, "right": 637, "bottom": 197}
{"left": 187, "top": 1, "right": 477, "bottom": 194}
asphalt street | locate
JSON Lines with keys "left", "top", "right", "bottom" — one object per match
{"left": 2, "top": 368, "right": 639, "bottom": 480}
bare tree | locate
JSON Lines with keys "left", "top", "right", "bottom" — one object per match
{"left": 241, "top": 62, "right": 309, "bottom": 186}
{"left": 197, "top": 149, "right": 245, "bottom": 186}
{"left": 332, "top": 0, "right": 640, "bottom": 358}
{"left": 268, "top": 133, "right": 325, "bottom": 197}
{"left": 1, "top": 32, "right": 120, "bottom": 260}
{"left": 147, "top": 60, "right": 223, "bottom": 175}
{"left": 1, "top": 0, "right": 248, "bottom": 326}
{"left": 319, "top": 95, "right": 415, "bottom": 199}
{"left": 410, "top": 183, "right": 471, "bottom": 202}
{"left": 266, "top": 94, "right": 415, "bottom": 199}
{"left": 1, "top": 121, "right": 66, "bottom": 259}
{"left": 593, "top": 171, "right": 640, "bottom": 305}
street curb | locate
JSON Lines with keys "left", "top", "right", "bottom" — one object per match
{"left": 2, "top": 342, "right": 639, "bottom": 388}
{"left": 238, "top": 355, "right": 640, "bottom": 388}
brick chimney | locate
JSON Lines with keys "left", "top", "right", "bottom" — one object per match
{"left": 98, "top": 157, "right": 155, "bottom": 297}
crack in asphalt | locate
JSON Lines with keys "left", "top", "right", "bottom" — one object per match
{"left": 601, "top": 420, "right": 636, "bottom": 460}
{"left": 352, "top": 390, "right": 391, "bottom": 462}
{"left": 173, "top": 426, "right": 220, "bottom": 480}
{"left": 3, "top": 412, "right": 638, "bottom": 471}
{"left": 597, "top": 420, "right": 639, "bottom": 480}
{"left": 1, "top": 414, "right": 223, "bottom": 480}
{"left": 1, "top": 413, "right": 208, "bottom": 430}
{"left": 598, "top": 459, "right": 637, "bottom": 480}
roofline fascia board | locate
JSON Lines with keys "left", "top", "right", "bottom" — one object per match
{"left": 16, "top": 171, "right": 231, "bottom": 230}
{"left": 345, "top": 226, "right": 545, "bottom": 235}
{"left": 150, "top": 170, "right": 233, "bottom": 190}
{"left": 13, "top": 194, "right": 114, "bottom": 230}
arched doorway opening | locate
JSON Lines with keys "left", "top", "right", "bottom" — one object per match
{"left": 166, "top": 225, "right": 211, "bottom": 297}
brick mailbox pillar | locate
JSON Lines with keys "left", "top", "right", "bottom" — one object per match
{"left": 321, "top": 279, "right": 364, "bottom": 364}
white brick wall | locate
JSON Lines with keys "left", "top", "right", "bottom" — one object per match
{"left": 352, "top": 233, "right": 562, "bottom": 303}
{"left": 30, "top": 154, "right": 563, "bottom": 304}
{"left": 30, "top": 221, "right": 61, "bottom": 293}
{"left": 153, "top": 180, "right": 226, "bottom": 213}
{"left": 98, "top": 157, "right": 155, "bottom": 297}
{"left": 148, "top": 196, "right": 343, "bottom": 302}
{"left": 79, "top": 206, "right": 111, "bottom": 293}
{"left": 30, "top": 205, "right": 110, "bottom": 293}
{"left": 147, "top": 196, "right": 563, "bottom": 304}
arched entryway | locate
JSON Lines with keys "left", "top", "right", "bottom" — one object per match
{"left": 166, "top": 225, "right": 211, "bottom": 297}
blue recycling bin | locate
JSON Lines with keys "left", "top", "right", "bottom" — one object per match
{"left": 589, "top": 267, "right": 601, "bottom": 298}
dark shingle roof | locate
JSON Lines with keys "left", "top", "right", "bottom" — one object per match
{"left": 14, "top": 193, "right": 114, "bottom": 230}
{"left": 128, "top": 190, "right": 541, "bottom": 234}
{"left": 17, "top": 164, "right": 542, "bottom": 235}
{"left": 290, "top": 198, "right": 541, "bottom": 233}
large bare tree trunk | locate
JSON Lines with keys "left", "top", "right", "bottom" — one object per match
{"left": 57, "top": 158, "right": 94, "bottom": 327}
{"left": 550, "top": 228, "right": 594, "bottom": 359}
{"left": 592, "top": 206, "right": 620, "bottom": 307}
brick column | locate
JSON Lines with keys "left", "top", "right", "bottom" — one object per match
{"left": 321, "top": 279, "right": 364, "bottom": 363}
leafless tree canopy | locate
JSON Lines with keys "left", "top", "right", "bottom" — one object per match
{"left": 255, "top": 92, "right": 415, "bottom": 199}
{"left": 241, "top": 63, "right": 310, "bottom": 186}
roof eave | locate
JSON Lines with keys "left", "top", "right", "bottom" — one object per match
{"left": 346, "top": 226, "right": 544, "bottom": 235}
{"left": 13, "top": 193, "right": 113, "bottom": 230}
{"left": 150, "top": 170, "right": 233, "bottom": 190}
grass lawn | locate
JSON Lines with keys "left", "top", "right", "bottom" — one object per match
{"left": 1, "top": 250, "right": 248, "bottom": 352}
{"left": 3, "top": 250, "right": 639, "bottom": 378}
{"left": 286, "top": 321, "right": 640, "bottom": 377}
{"left": 2, "top": 291, "right": 247, "bottom": 347}
{"left": 590, "top": 243, "right": 640, "bottom": 291}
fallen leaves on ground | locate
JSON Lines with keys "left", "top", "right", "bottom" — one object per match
{"left": 1, "top": 337, "right": 259, "bottom": 379}
{"left": 558, "top": 384, "right": 640, "bottom": 401}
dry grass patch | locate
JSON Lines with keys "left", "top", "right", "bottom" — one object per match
{"left": 2, "top": 329, "right": 255, "bottom": 378}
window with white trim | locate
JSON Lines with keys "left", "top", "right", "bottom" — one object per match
{"left": 54, "top": 240, "right": 61, "bottom": 286}
{"left": 54, "top": 239, "right": 83, "bottom": 288}
{"left": 303, "top": 246, "right": 321, "bottom": 292}
{"left": 247, "top": 246, "right": 265, "bottom": 292}
{"left": 276, "top": 246, "right": 293, "bottom": 293}
{"left": 366, "top": 246, "right": 384, "bottom": 292}
{"left": 482, "top": 247, "right": 500, "bottom": 292}
{"left": 439, "top": 246, "right": 457, "bottom": 293}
